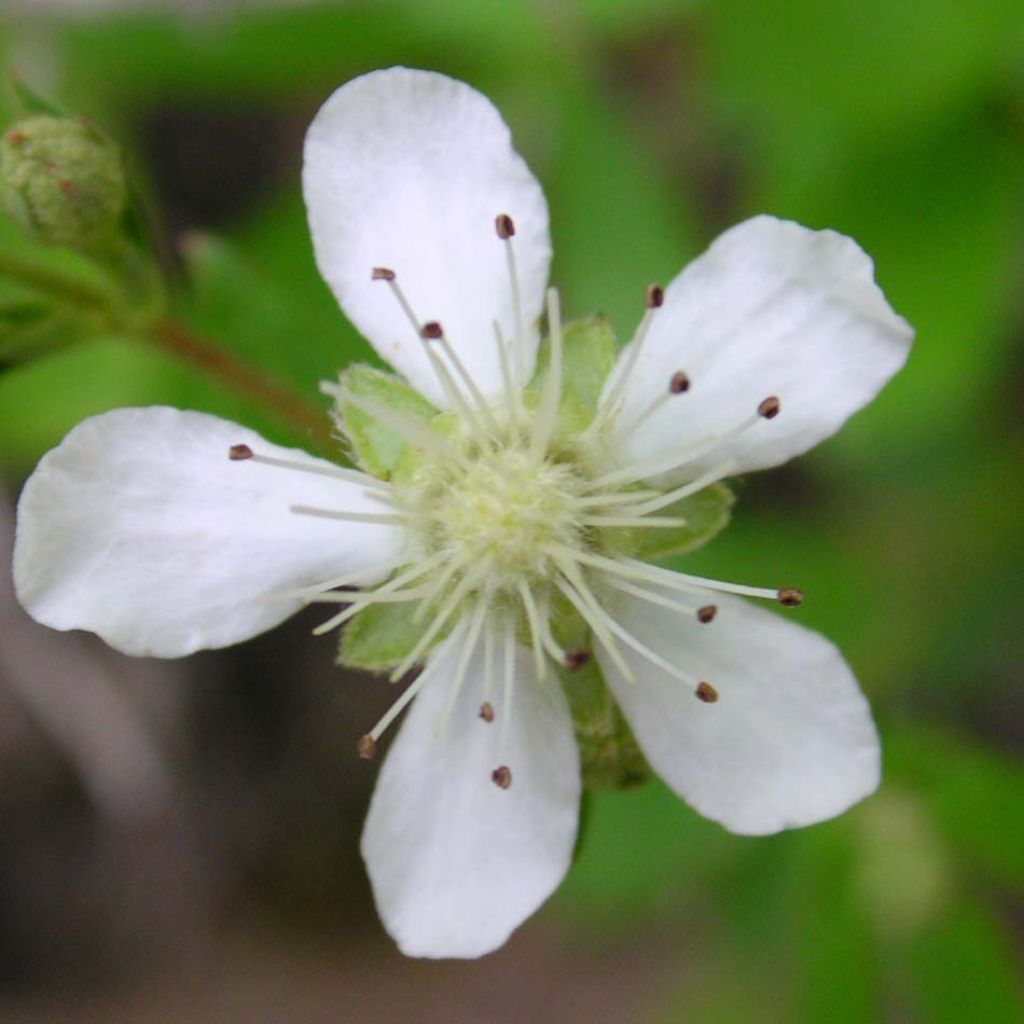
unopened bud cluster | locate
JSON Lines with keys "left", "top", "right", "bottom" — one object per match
{"left": 0, "top": 115, "right": 126, "bottom": 249}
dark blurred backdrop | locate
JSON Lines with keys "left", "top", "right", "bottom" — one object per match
{"left": 0, "top": 2, "right": 1021, "bottom": 1021}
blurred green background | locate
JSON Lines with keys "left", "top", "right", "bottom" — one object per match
{"left": 0, "top": 1, "right": 1021, "bottom": 1021}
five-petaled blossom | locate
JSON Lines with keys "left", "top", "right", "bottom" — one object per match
{"left": 13, "top": 68, "right": 913, "bottom": 958}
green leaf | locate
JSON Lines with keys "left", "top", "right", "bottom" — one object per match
{"left": 333, "top": 364, "right": 438, "bottom": 479}
{"left": 338, "top": 599, "right": 429, "bottom": 673}
{"left": 602, "top": 481, "right": 735, "bottom": 562}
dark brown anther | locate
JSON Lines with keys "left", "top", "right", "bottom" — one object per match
{"left": 778, "top": 587, "right": 804, "bottom": 607}
{"left": 479, "top": 702, "right": 495, "bottom": 723}
{"left": 357, "top": 734, "right": 378, "bottom": 760}
{"left": 669, "top": 371, "right": 690, "bottom": 395}
{"left": 5, "top": 130, "right": 26, "bottom": 146}
{"left": 371, "top": 267, "right": 396, "bottom": 281}
{"left": 695, "top": 681, "right": 719, "bottom": 703}
{"left": 565, "top": 648, "right": 591, "bottom": 671}
{"left": 645, "top": 283, "right": 664, "bottom": 309}
{"left": 228, "top": 443, "right": 253, "bottom": 461}
{"left": 495, "top": 213, "right": 516, "bottom": 239}
{"left": 697, "top": 604, "right": 717, "bottom": 624}
{"left": 758, "top": 396, "right": 781, "bottom": 419}
{"left": 491, "top": 765, "right": 513, "bottom": 789}
{"left": 420, "top": 321, "right": 444, "bottom": 340}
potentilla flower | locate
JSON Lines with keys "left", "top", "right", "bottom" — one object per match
{"left": 12, "top": 68, "right": 913, "bottom": 958}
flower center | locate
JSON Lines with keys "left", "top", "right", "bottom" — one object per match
{"left": 408, "top": 439, "right": 583, "bottom": 583}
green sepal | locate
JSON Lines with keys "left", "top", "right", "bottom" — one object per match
{"left": 602, "top": 481, "right": 735, "bottom": 561}
{"left": 560, "top": 653, "right": 651, "bottom": 790}
{"left": 332, "top": 364, "right": 438, "bottom": 479}
{"left": 337, "top": 598, "right": 446, "bottom": 673}
{"left": 549, "top": 602, "right": 651, "bottom": 790}
{"left": 10, "top": 75, "right": 68, "bottom": 118}
{"left": 528, "top": 314, "right": 617, "bottom": 430}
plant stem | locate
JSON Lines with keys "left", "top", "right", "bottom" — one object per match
{"left": 146, "top": 318, "right": 335, "bottom": 451}
{"left": 0, "top": 246, "right": 116, "bottom": 309}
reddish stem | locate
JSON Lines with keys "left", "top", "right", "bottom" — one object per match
{"left": 147, "top": 318, "right": 334, "bottom": 451}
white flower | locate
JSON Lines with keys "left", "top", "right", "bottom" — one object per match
{"left": 12, "top": 68, "right": 913, "bottom": 959}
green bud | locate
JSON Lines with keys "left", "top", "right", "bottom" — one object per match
{"left": 0, "top": 114, "right": 126, "bottom": 249}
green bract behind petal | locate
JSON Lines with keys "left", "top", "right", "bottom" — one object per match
{"left": 331, "top": 364, "right": 438, "bottom": 478}
{"left": 526, "top": 314, "right": 617, "bottom": 431}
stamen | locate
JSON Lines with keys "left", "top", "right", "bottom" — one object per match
{"left": 301, "top": 584, "right": 429, "bottom": 606}
{"left": 536, "top": 596, "right": 568, "bottom": 665}
{"left": 438, "top": 599, "right": 490, "bottom": 736}
{"left": 421, "top": 321, "right": 502, "bottom": 435}
{"left": 228, "top": 446, "right": 391, "bottom": 491}
{"left": 697, "top": 604, "right": 718, "bottom": 623}
{"left": 586, "top": 282, "right": 664, "bottom": 437}
{"left": 366, "top": 674, "right": 426, "bottom": 743}
{"left": 497, "top": 213, "right": 526, "bottom": 382}
{"left": 372, "top": 268, "right": 423, "bottom": 339}
{"left": 500, "top": 612, "right": 517, "bottom": 749}
{"left": 495, "top": 213, "right": 515, "bottom": 239}
{"left": 580, "top": 514, "right": 689, "bottom": 529}
{"left": 617, "top": 555, "right": 789, "bottom": 602}
{"left": 479, "top": 702, "right": 495, "bottom": 722}
{"left": 290, "top": 504, "right": 408, "bottom": 526}
{"left": 483, "top": 618, "right": 496, "bottom": 704}
{"left": 695, "top": 682, "right": 719, "bottom": 703}
{"left": 758, "top": 395, "right": 781, "bottom": 419}
{"left": 778, "top": 587, "right": 804, "bottom": 607}
{"left": 670, "top": 371, "right": 690, "bottom": 394}
{"left": 356, "top": 734, "right": 378, "bottom": 759}
{"left": 530, "top": 288, "right": 564, "bottom": 458}
{"left": 492, "top": 321, "right": 520, "bottom": 425}
{"left": 603, "top": 577, "right": 705, "bottom": 617}
{"left": 584, "top": 594, "right": 703, "bottom": 689}
{"left": 587, "top": 397, "right": 774, "bottom": 491}
{"left": 308, "top": 556, "right": 446, "bottom": 636}
{"left": 491, "top": 765, "right": 513, "bottom": 789}
{"left": 565, "top": 648, "right": 590, "bottom": 670}
{"left": 390, "top": 566, "right": 485, "bottom": 681}
{"left": 613, "top": 460, "right": 736, "bottom": 518}
{"left": 553, "top": 570, "right": 635, "bottom": 684}
{"left": 372, "top": 269, "right": 483, "bottom": 418}
{"left": 573, "top": 488, "right": 661, "bottom": 509}
{"left": 411, "top": 554, "right": 469, "bottom": 624}
{"left": 517, "top": 580, "right": 548, "bottom": 682}
{"left": 547, "top": 544, "right": 785, "bottom": 603}
{"left": 616, "top": 368, "right": 690, "bottom": 441}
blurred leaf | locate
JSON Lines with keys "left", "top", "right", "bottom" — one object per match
{"left": 547, "top": 85, "right": 699, "bottom": 340}
{"left": 903, "top": 900, "right": 1024, "bottom": 1023}
{"left": 888, "top": 724, "right": 1024, "bottom": 893}
{"left": 708, "top": 0, "right": 1023, "bottom": 146}
{"left": 789, "top": 825, "right": 878, "bottom": 1024}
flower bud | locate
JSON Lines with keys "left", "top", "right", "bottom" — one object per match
{"left": 0, "top": 114, "right": 126, "bottom": 249}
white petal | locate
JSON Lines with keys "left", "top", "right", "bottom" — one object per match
{"left": 596, "top": 588, "right": 880, "bottom": 835}
{"left": 303, "top": 67, "right": 551, "bottom": 407}
{"left": 14, "top": 407, "right": 406, "bottom": 658}
{"left": 362, "top": 620, "right": 580, "bottom": 958}
{"left": 603, "top": 216, "right": 913, "bottom": 478}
